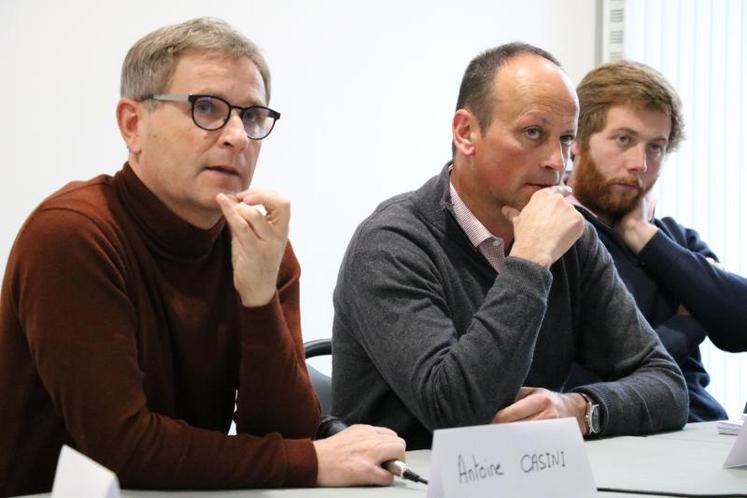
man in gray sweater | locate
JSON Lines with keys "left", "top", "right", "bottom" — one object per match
{"left": 332, "top": 43, "right": 688, "bottom": 450}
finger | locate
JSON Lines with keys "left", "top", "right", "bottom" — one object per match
{"left": 398, "top": 436, "right": 407, "bottom": 452}
{"left": 514, "top": 386, "right": 536, "bottom": 401}
{"left": 493, "top": 393, "right": 545, "bottom": 423}
{"left": 645, "top": 194, "right": 657, "bottom": 221}
{"left": 493, "top": 402, "right": 523, "bottom": 423}
{"left": 237, "top": 188, "right": 290, "bottom": 230}
{"left": 217, "top": 194, "right": 265, "bottom": 243}
{"left": 372, "top": 439, "right": 407, "bottom": 463}
{"left": 501, "top": 205, "right": 521, "bottom": 223}
{"left": 367, "top": 465, "right": 395, "bottom": 486}
{"left": 348, "top": 424, "right": 396, "bottom": 435}
{"left": 705, "top": 257, "right": 724, "bottom": 269}
{"left": 346, "top": 425, "right": 402, "bottom": 447}
{"left": 372, "top": 426, "right": 399, "bottom": 437}
{"left": 216, "top": 193, "right": 252, "bottom": 234}
{"left": 234, "top": 202, "right": 274, "bottom": 240}
{"left": 548, "top": 185, "right": 573, "bottom": 197}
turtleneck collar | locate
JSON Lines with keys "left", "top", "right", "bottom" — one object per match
{"left": 114, "top": 163, "right": 226, "bottom": 261}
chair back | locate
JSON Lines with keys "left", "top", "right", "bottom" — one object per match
{"left": 304, "top": 339, "right": 332, "bottom": 414}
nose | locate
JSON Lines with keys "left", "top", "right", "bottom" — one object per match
{"left": 220, "top": 111, "right": 250, "bottom": 150}
{"left": 626, "top": 143, "right": 648, "bottom": 174}
{"left": 542, "top": 141, "right": 567, "bottom": 173}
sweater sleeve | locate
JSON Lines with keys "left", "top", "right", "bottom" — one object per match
{"left": 637, "top": 219, "right": 747, "bottom": 352}
{"left": 571, "top": 226, "right": 689, "bottom": 436}
{"left": 14, "top": 208, "right": 318, "bottom": 489}
{"left": 335, "top": 222, "right": 554, "bottom": 430}
{"left": 235, "top": 243, "right": 321, "bottom": 440}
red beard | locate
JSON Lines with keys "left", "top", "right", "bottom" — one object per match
{"left": 572, "top": 151, "right": 652, "bottom": 222}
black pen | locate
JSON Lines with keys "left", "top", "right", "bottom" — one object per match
{"left": 383, "top": 459, "right": 429, "bottom": 485}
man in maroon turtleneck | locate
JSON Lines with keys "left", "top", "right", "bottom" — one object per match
{"left": 0, "top": 17, "right": 404, "bottom": 497}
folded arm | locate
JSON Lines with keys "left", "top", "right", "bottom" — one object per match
{"left": 636, "top": 221, "right": 747, "bottom": 351}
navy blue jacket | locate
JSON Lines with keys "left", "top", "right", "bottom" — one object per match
{"left": 574, "top": 210, "right": 747, "bottom": 421}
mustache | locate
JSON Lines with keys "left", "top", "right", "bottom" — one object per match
{"left": 606, "top": 175, "right": 643, "bottom": 189}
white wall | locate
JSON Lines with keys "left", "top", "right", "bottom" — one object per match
{"left": 0, "top": 0, "right": 599, "bottom": 343}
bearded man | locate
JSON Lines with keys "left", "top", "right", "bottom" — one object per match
{"left": 567, "top": 60, "right": 747, "bottom": 421}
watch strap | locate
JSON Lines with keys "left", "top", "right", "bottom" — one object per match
{"left": 579, "top": 392, "right": 600, "bottom": 436}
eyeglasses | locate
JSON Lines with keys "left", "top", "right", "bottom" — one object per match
{"left": 139, "top": 93, "right": 281, "bottom": 140}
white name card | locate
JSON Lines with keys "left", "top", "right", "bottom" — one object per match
{"left": 724, "top": 417, "right": 747, "bottom": 469}
{"left": 427, "top": 417, "right": 597, "bottom": 498}
{"left": 52, "top": 445, "right": 121, "bottom": 498}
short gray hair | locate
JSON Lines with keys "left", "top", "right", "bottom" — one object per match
{"left": 120, "top": 17, "right": 271, "bottom": 102}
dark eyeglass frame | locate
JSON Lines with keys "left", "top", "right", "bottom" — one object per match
{"left": 139, "top": 93, "right": 281, "bottom": 140}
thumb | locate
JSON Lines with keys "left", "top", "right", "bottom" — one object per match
{"left": 515, "top": 386, "right": 535, "bottom": 401}
{"left": 501, "top": 205, "right": 521, "bottom": 224}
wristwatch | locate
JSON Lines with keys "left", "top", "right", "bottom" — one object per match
{"left": 580, "top": 393, "right": 601, "bottom": 436}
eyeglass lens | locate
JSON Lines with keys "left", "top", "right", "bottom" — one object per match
{"left": 192, "top": 96, "right": 276, "bottom": 139}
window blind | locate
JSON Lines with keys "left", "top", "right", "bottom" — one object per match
{"left": 602, "top": 0, "right": 747, "bottom": 418}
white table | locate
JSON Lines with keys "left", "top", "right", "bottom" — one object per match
{"left": 18, "top": 422, "right": 747, "bottom": 498}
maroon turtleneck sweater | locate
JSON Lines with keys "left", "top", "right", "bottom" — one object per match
{"left": 0, "top": 164, "right": 320, "bottom": 497}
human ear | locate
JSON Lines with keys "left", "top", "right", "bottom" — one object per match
{"left": 116, "top": 98, "right": 144, "bottom": 154}
{"left": 452, "top": 109, "right": 479, "bottom": 157}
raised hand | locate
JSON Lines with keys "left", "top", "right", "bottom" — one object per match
{"left": 216, "top": 189, "right": 290, "bottom": 307}
{"left": 503, "top": 186, "right": 585, "bottom": 268}
{"left": 614, "top": 192, "right": 658, "bottom": 254}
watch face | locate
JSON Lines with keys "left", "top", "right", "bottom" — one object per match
{"left": 590, "top": 404, "right": 600, "bottom": 433}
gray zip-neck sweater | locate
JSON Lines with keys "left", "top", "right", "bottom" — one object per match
{"left": 332, "top": 164, "right": 688, "bottom": 450}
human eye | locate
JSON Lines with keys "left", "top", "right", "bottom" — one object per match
{"left": 648, "top": 142, "right": 665, "bottom": 158}
{"left": 614, "top": 134, "right": 631, "bottom": 147}
{"left": 524, "top": 126, "right": 542, "bottom": 140}
{"left": 241, "top": 106, "right": 268, "bottom": 126}
{"left": 193, "top": 97, "right": 216, "bottom": 114}
{"left": 560, "top": 134, "right": 575, "bottom": 146}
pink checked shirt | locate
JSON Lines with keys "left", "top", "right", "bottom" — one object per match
{"left": 449, "top": 181, "right": 506, "bottom": 272}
